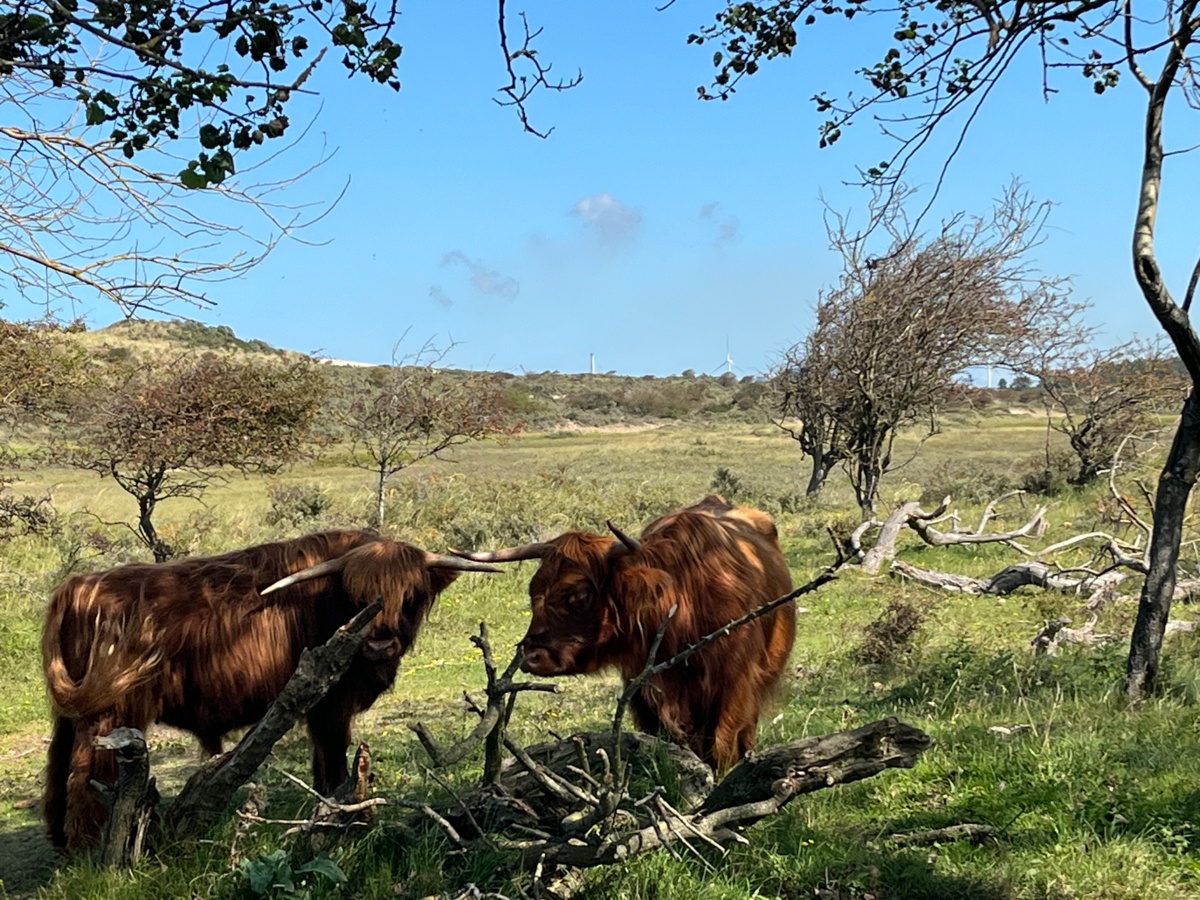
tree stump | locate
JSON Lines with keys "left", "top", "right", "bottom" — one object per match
{"left": 94, "top": 727, "right": 159, "bottom": 867}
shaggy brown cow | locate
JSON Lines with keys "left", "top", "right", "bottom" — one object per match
{"left": 42, "top": 529, "right": 496, "bottom": 851}
{"left": 456, "top": 495, "right": 795, "bottom": 771}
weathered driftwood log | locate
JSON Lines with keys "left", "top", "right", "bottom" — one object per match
{"left": 697, "top": 717, "right": 930, "bottom": 820}
{"left": 860, "top": 495, "right": 1048, "bottom": 575}
{"left": 861, "top": 499, "right": 950, "bottom": 574}
{"left": 94, "top": 727, "right": 159, "bottom": 867}
{"left": 162, "top": 600, "right": 382, "bottom": 841}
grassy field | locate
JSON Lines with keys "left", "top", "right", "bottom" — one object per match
{"left": 4, "top": 416, "right": 1200, "bottom": 899}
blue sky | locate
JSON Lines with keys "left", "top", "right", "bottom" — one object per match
{"left": 78, "top": 2, "right": 1200, "bottom": 377}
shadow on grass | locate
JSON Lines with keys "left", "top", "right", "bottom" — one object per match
{"left": 579, "top": 835, "right": 1015, "bottom": 900}
{"left": 0, "top": 821, "right": 58, "bottom": 898}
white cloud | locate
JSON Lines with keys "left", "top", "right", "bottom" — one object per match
{"left": 569, "top": 192, "right": 643, "bottom": 246}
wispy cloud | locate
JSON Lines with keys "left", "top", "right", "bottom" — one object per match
{"left": 440, "top": 251, "right": 520, "bottom": 300}
{"left": 570, "top": 192, "right": 643, "bottom": 246}
{"left": 429, "top": 285, "right": 454, "bottom": 308}
{"left": 699, "top": 202, "right": 741, "bottom": 245}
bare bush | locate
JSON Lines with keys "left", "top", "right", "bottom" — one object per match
{"left": 852, "top": 597, "right": 928, "bottom": 665}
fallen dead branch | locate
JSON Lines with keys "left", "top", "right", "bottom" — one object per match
{"left": 408, "top": 718, "right": 928, "bottom": 875}
{"left": 1029, "top": 615, "right": 1198, "bottom": 655}
{"left": 1029, "top": 615, "right": 1117, "bottom": 655}
{"left": 890, "top": 559, "right": 1129, "bottom": 596}
{"left": 513, "top": 717, "right": 930, "bottom": 868}
{"left": 403, "top": 716, "right": 929, "bottom": 874}
{"left": 861, "top": 498, "right": 950, "bottom": 574}
{"left": 409, "top": 622, "right": 559, "bottom": 782}
{"left": 162, "top": 600, "right": 383, "bottom": 842}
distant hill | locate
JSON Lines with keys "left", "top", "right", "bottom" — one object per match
{"left": 29, "top": 317, "right": 1024, "bottom": 430}
{"left": 81, "top": 319, "right": 299, "bottom": 360}
{"left": 62, "top": 319, "right": 775, "bottom": 429}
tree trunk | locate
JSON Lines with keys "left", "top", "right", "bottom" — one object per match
{"left": 1126, "top": 391, "right": 1200, "bottom": 699}
{"left": 375, "top": 465, "right": 387, "bottom": 530}
{"left": 137, "top": 495, "right": 169, "bottom": 563}
{"left": 805, "top": 448, "right": 832, "bottom": 497}
{"left": 1125, "top": 10, "right": 1200, "bottom": 698}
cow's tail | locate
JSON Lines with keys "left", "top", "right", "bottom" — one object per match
{"left": 41, "top": 579, "right": 161, "bottom": 718}
{"left": 42, "top": 713, "right": 74, "bottom": 847}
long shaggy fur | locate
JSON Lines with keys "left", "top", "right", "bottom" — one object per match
{"left": 518, "top": 495, "right": 796, "bottom": 771}
{"left": 42, "top": 530, "right": 456, "bottom": 852}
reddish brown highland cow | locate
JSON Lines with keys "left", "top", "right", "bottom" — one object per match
{"left": 457, "top": 495, "right": 796, "bottom": 771}
{"left": 42, "top": 529, "right": 495, "bottom": 851}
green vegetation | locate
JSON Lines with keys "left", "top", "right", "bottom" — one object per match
{"left": 2, "top": 397, "right": 1198, "bottom": 897}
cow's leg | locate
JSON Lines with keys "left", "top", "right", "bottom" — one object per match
{"left": 306, "top": 704, "right": 352, "bottom": 795}
{"left": 43, "top": 714, "right": 75, "bottom": 848}
{"left": 628, "top": 689, "right": 664, "bottom": 736}
{"left": 711, "top": 710, "right": 755, "bottom": 774}
{"left": 736, "top": 722, "right": 758, "bottom": 760}
{"left": 197, "top": 732, "right": 224, "bottom": 758}
{"left": 64, "top": 714, "right": 118, "bottom": 852}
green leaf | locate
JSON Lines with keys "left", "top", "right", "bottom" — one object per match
{"left": 295, "top": 853, "right": 348, "bottom": 883}
{"left": 179, "top": 167, "right": 208, "bottom": 189}
{"left": 198, "top": 124, "right": 223, "bottom": 149}
{"left": 239, "top": 849, "right": 290, "bottom": 896}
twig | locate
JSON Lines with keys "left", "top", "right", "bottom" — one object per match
{"left": 394, "top": 798, "right": 470, "bottom": 850}
{"left": 424, "top": 766, "right": 497, "bottom": 851}
{"left": 410, "top": 622, "right": 558, "bottom": 770}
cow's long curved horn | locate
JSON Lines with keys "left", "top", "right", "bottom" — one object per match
{"left": 606, "top": 520, "right": 641, "bottom": 553}
{"left": 449, "top": 543, "right": 553, "bottom": 563}
{"left": 423, "top": 552, "right": 502, "bottom": 573}
{"left": 260, "top": 557, "right": 348, "bottom": 596}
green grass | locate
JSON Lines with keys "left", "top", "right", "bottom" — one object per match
{"left": 3, "top": 417, "right": 1200, "bottom": 898}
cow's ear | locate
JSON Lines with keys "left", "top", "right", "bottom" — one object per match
{"left": 615, "top": 564, "right": 674, "bottom": 616}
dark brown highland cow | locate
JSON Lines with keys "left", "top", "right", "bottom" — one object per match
{"left": 457, "top": 495, "right": 796, "bottom": 772}
{"left": 42, "top": 529, "right": 496, "bottom": 851}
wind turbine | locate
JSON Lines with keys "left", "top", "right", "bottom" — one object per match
{"left": 710, "top": 337, "right": 736, "bottom": 375}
